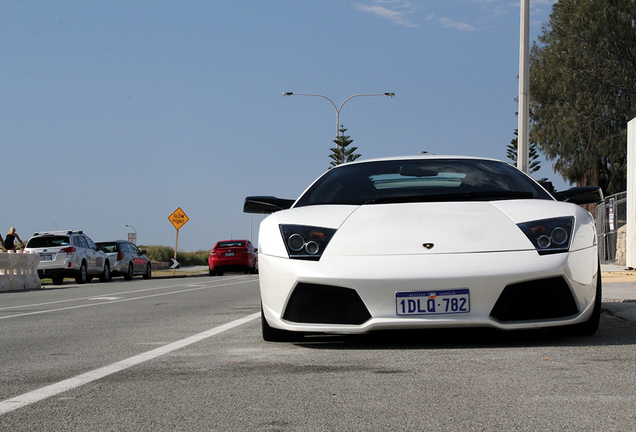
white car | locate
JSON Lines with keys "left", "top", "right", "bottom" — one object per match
{"left": 244, "top": 156, "right": 604, "bottom": 341}
{"left": 25, "top": 230, "right": 111, "bottom": 285}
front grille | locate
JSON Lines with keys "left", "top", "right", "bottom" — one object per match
{"left": 490, "top": 276, "right": 578, "bottom": 322}
{"left": 282, "top": 283, "right": 372, "bottom": 325}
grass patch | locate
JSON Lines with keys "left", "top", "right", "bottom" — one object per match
{"left": 141, "top": 245, "right": 209, "bottom": 267}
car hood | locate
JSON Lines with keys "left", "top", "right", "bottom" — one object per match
{"left": 323, "top": 201, "right": 533, "bottom": 256}
{"left": 260, "top": 200, "right": 593, "bottom": 258}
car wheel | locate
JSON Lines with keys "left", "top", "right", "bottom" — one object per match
{"left": 100, "top": 262, "right": 111, "bottom": 282}
{"left": 124, "top": 263, "right": 134, "bottom": 281}
{"left": 142, "top": 263, "right": 151, "bottom": 280}
{"left": 554, "top": 263, "right": 602, "bottom": 336}
{"left": 52, "top": 277, "right": 64, "bottom": 285}
{"left": 75, "top": 261, "right": 88, "bottom": 284}
{"left": 209, "top": 269, "right": 216, "bottom": 276}
{"left": 261, "top": 306, "right": 303, "bottom": 342}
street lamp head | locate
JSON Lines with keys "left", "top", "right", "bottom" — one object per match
{"left": 385, "top": 93, "right": 395, "bottom": 97}
{"left": 283, "top": 92, "right": 294, "bottom": 97}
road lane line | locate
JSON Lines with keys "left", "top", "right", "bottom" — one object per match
{"left": 0, "top": 279, "right": 254, "bottom": 320}
{"left": 0, "top": 312, "right": 260, "bottom": 415}
{"left": 0, "top": 275, "right": 252, "bottom": 311}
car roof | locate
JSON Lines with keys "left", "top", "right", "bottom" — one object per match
{"left": 31, "top": 230, "right": 84, "bottom": 237}
{"left": 332, "top": 155, "right": 503, "bottom": 168}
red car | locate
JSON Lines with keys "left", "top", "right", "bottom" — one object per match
{"left": 208, "top": 239, "right": 258, "bottom": 276}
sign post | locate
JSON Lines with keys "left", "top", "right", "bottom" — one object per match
{"left": 168, "top": 207, "right": 189, "bottom": 275}
{"left": 127, "top": 232, "right": 137, "bottom": 245}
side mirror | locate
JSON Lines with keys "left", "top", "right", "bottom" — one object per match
{"left": 553, "top": 186, "right": 604, "bottom": 205}
{"left": 141, "top": 250, "right": 147, "bottom": 255}
{"left": 243, "top": 196, "right": 295, "bottom": 214}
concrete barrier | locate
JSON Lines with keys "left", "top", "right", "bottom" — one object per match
{"left": 0, "top": 253, "right": 10, "bottom": 292}
{"left": 0, "top": 251, "right": 41, "bottom": 292}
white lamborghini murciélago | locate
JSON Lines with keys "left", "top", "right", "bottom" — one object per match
{"left": 244, "top": 156, "right": 603, "bottom": 342}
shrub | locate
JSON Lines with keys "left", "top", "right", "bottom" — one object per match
{"left": 141, "top": 245, "right": 209, "bottom": 266}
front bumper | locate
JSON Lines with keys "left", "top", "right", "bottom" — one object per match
{"left": 259, "top": 247, "right": 598, "bottom": 334}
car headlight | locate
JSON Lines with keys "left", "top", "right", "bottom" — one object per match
{"left": 517, "top": 216, "right": 574, "bottom": 255}
{"left": 279, "top": 224, "right": 337, "bottom": 260}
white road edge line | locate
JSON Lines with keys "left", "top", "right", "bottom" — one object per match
{"left": 0, "top": 312, "right": 260, "bottom": 416}
{"left": 0, "top": 280, "right": 253, "bottom": 320}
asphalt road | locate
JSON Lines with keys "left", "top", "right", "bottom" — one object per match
{"left": 1, "top": 275, "right": 636, "bottom": 431}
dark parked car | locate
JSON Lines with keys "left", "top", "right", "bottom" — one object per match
{"left": 96, "top": 240, "right": 151, "bottom": 280}
{"left": 209, "top": 239, "right": 258, "bottom": 275}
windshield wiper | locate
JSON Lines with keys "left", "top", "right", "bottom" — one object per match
{"left": 362, "top": 190, "right": 534, "bottom": 205}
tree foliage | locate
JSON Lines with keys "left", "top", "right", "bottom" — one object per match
{"left": 329, "top": 125, "right": 360, "bottom": 167}
{"left": 507, "top": 129, "right": 542, "bottom": 175}
{"left": 529, "top": 0, "right": 636, "bottom": 195}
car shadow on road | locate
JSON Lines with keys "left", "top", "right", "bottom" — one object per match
{"left": 291, "top": 310, "right": 636, "bottom": 350}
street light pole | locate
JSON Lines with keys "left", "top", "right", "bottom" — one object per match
{"left": 282, "top": 92, "right": 395, "bottom": 138}
{"left": 518, "top": 0, "right": 530, "bottom": 174}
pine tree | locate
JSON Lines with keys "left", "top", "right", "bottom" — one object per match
{"left": 507, "top": 129, "right": 541, "bottom": 174}
{"left": 529, "top": 0, "right": 636, "bottom": 194}
{"left": 329, "top": 125, "right": 360, "bottom": 167}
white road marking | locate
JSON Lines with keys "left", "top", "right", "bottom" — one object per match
{"left": 0, "top": 312, "right": 260, "bottom": 415}
{"left": 0, "top": 279, "right": 254, "bottom": 320}
{"left": 0, "top": 276, "right": 251, "bottom": 311}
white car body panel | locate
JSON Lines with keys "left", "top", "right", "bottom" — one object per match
{"left": 251, "top": 156, "right": 602, "bottom": 338}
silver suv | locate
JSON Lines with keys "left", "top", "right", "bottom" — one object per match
{"left": 25, "top": 230, "right": 111, "bottom": 285}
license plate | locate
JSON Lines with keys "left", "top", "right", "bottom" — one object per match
{"left": 40, "top": 254, "right": 53, "bottom": 261}
{"left": 396, "top": 289, "right": 470, "bottom": 316}
{"left": 225, "top": 252, "right": 235, "bottom": 256}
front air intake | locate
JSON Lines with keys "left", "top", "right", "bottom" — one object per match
{"left": 490, "top": 276, "right": 578, "bottom": 322}
{"left": 282, "top": 283, "right": 372, "bottom": 325}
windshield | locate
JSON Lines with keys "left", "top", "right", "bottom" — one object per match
{"left": 294, "top": 159, "right": 553, "bottom": 207}
{"left": 96, "top": 242, "right": 118, "bottom": 253}
{"left": 26, "top": 236, "right": 71, "bottom": 248}
{"left": 217, "top": 241, "right": 246, "bottom": 248}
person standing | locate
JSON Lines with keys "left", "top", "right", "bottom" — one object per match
{"left": 4, "top": 227, "right": 25, "bottom": 251}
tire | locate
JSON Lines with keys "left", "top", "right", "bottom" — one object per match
{"left": 75, "top": 261, "right": 88, "bottom": 284}
{"left": 99, "top": 262, "right": 111, "bottom": 282}
{"left": 52, "top": 276, "right": 64, "bottom": 285}
{"left": 209, "top": 269, "right": 216, "bottom": 276}
{"left": 554, "top": 263, "right": 602, "bottom": 336}
{"left": 142, "top": 263, "right": 151, "bottom": 280}
{"left": 261, "top": 306, "right": 303, "bottom": 342}
{"left": 124, "top": 263, "right": 134, "bottom": 281}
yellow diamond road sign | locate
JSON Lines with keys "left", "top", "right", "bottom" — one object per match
{"left": 168, "top": 207, "right": 189, "bottom": 230}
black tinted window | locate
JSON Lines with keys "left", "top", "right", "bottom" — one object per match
{"left": 97, "top": 242, "right": 118, "bottom": 253}
{"left": 294, "top": 159, "right": 553, "bottom": 207}
{"left": 75, "top": 236, "right": 88, "bottom": 248}
{"left": 27, "top": 236, "right": 70, "bottom": 248}
{"left": 217, "top": 241, "right": 245, "bottom": 248}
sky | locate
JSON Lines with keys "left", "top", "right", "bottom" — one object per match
{"left": 2, "top": 0, "right": 561, "bottom": 252}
